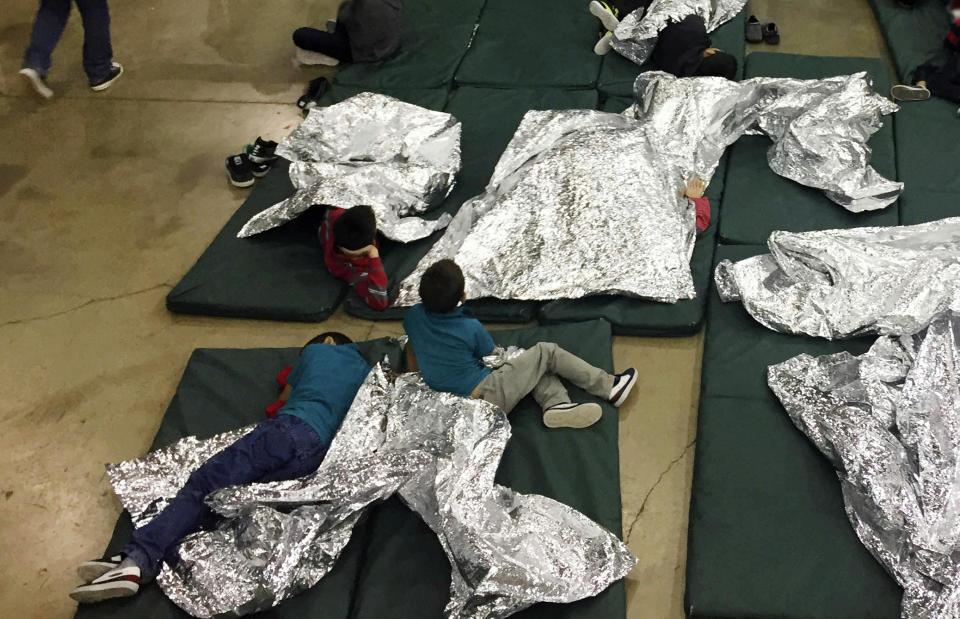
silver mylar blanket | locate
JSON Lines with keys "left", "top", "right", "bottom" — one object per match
{"left": 610, "top": 0, "right": 747, "bottom": 67}
{"left": 768, "top": 311, "right": 960, "bottom": 618}
{"left": 393, "top": 72, "right": 899, "bottom": 306}
{"left": 716, "top": 217, "right": 960, "bottom": 339}
{"left": 106, "top": 364, "right": 636, "bottom": 618}
{"left": 236, "top": 92, "right": 462, "bottom": 243}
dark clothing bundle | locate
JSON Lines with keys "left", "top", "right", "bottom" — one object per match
{"left": 338, "top": 0, "right": 403, "bottom": 62}
{"left": 651, "top": 15, "right": 711, "bottom": 77}
{"left": 607, "top": 0, "right": 650, "bottom": 18}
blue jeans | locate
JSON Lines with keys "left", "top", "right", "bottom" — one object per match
{"left": 124, "top": 415, "right": 327, "bottom": 580}
{"left": 23, "top": 0, "right": 113, "bottom": 82}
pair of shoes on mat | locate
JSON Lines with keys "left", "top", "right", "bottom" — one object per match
{"left": 891, "top": 84, "right": 931, "bottom": 102}
{"left": 745, "top": 16, "right": 779, "bottom": 44}
{"left": 297, "top": 76, "right": 331, "bottom": 112}
{"left": 70, "top": 554, "right": 141, "bottom": 604}
{"left": 226, "top": 137, "right": 278, "bottom": 188}
{"left": 542, "top": 368, "right": 639, "bottom": 429}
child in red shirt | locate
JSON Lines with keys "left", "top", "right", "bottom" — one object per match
{"left": 319, "top": 204, "right": 389, "bottom": 310}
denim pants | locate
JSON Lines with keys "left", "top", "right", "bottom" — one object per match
{"left": 23, "top": 0, "right": 113, "bottom": 82}
{"left": 124, "top": 414, "right": 327, "bottom": 580}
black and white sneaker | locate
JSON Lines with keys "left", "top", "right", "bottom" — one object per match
{"left": 247, "top": 137, "right": 279, "bottom": 164}
{"left": 70, "top": 565, "right": 141, "bottom": 603}
{"left": 251, "top": 160, "right": 271, "bottom": 178}
{"left": 90, "top": 62, "right": 123, "bottom": 92}
{"left": 77, "top": 554, "right": 123, "bottom": 583}
{"left": 225, "top": 153, "right": 255, "bottom": 188}
{"left": 542, "top": 402, "right": 603, "bottom": 429}
{"left": 609, "top": 368, "right": 638, "bottom": 407}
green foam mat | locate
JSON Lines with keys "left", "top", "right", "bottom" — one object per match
{"left": 894, "top": 96, "right": 960, "bottom": 224}
{"left": 718, "top": 53, "right": 899, "bottom": 245}
{"left": 74, "top": 339, "right": 403, "bottom": 619}
{"left": 454, "top": 0, "right": 602, "bottom": 87}
{"left": 349, "top": 319, "right": 626, "bottom": 619}
{"left": 342, "top": 87, "right": 600, "bottom": 323}
{"left": 867, "top": 0, "right": 951, "bottom": 81}
{"left": 597, "top": 12, "right": 746, "bottom": 97}
{"left": 685, "top": 243, "right": 902, "bottom": 618}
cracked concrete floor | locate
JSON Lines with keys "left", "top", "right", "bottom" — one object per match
{"left": 0, "top": 0, "right": 890, "bottom": 617}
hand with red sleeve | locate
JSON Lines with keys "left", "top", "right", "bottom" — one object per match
{"left": 276, "top": 365, "right": 293, "bottom": 387}
{"left": 683, "top": 177, "right": 711, "bottom": 233}
{"left": 265, "top": 382, "right": 293, "bottom": 418}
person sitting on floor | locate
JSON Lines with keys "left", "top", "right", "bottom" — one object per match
{"left": 320, "top": 204, "right": 390, "bottom": 311}
{"left": 403, "top": 260, "right": 640, "bottom": 430}
{"left": 69, "top": 332, "right": 370, "bottom": 604}
{"left": 891, "top": 17, "right": 960, "bottom": 106}
{"left": 293, "top": 0, "right": 403, "bottom": 67}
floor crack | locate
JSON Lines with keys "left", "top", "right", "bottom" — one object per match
{"left": 625, "top": 439, "right": 696, "bottom": 543}
{"left": 0, "top": 283, "right": 173, "bottom": 328}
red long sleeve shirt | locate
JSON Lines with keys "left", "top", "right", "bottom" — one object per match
{"left": 320, "top": 207, "right": 389, "bottom": 310}
{"left": 691, "top": 196, "right": 711, "bottom": 233}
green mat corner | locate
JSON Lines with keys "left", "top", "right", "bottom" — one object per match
{"left": 894, "top": 96, "right": 960, "bottom": 224}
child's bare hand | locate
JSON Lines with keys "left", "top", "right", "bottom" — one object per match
{"left": 683, "top": 177, "right": 706, "bottom": 199}
{"left": 363, "top": 245, "right": 379, "bottom": 259}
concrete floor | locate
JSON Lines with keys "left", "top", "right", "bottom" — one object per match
{"left": 0, "top": 0, "right": 891, "bottom": 617}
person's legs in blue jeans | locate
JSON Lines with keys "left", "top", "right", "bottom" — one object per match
{"left": 122, "top": 415, "right": 326, "bottom": 580}
{"left": 23, "top": 0, "right": 73, "bottom": 77}
{"left": 74, "top": 0, "right": 113, "bottom": 83}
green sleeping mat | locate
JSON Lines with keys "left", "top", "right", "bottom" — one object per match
{"left": 349, "top": 319, "right": 626, "bottom": 619}
{"left": 74, "top": 338, "right": 404, "bottom": 619}
{"left": 685, "top": 243, "right": 902, "bottom": 618}
{"left": 342, "top": 87, "right": 600, "bottom": 323}
{"left": 866, "top": 0, "right": 951, "bottom": 81}
{"left": 332, "top": 0, "right": 486, "bottom": 89}
{"left": 597, "top": 11, "right": 746, "bottom": 98}
{"left": 454, "top": 0, "right": 603, "bottom": 87}
{"left": 718, "top": 53, "right": 899, "bottom": 245}
{"left": 165, "top": 88, "right": 449, "bottom": 322}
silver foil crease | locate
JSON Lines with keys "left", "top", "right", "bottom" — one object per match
{"left": 106, "top": 364, "right": 636, "bottom": 618}
{"left": 236, "top": 92, "right": 461, "bottom": 243}
{"left": 768, "top": 311, "right": 960, "bottom": 618}
{"left": 610, "top": 0, "right": 747, "bottom": 67}
{"left": 716, "top": 217, "right": 960, "bottom": 339}
{"left": 393, "top": 72, "right": 899, "bottom": 306}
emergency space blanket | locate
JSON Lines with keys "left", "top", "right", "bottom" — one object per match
{"left": 106, "top": 364, "right": 636, "bottom": 618}
{"left": 610, "top": 0, "right": 747, "bottom": 67}
{"left": 237, "top": 92, "right": 461, "bottom": 243}
{"left": 768, "top": 311, "right": 960, "bottom": 618}
{"left": 716, "top": 217, "right": 960, "bottom": 339}
{"left": 392, "top": 72, "right": 900, "bottom": 307}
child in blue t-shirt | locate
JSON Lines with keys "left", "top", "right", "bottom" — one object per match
{"left": 69, "top": 332, "right": 371, "bottom": 604}
{"left": 403, "top": 260, "right": 639, "bottom": 429}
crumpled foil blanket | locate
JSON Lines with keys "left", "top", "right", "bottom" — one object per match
{"left": 768, "top": 311, "right": 960, "bottom": 617}
{"left": 236, "top": 92, "right": 462, "bottom": 243}
{"left": 106, "top": 364, "right": 636, "bottom": 618}
{"left": 715, "top": 216, "right": 960, "bottom": 339}
{"left": 392, "top": 72, "right": 899, "bottom": 306}
{"left": 610, "top": 0, "right": 747, "bottom": 67}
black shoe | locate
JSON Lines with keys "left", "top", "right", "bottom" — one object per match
{"left": 297, "top": 77, "right": 331, "bottom": 112}
{"left": 225, "top": 153, "right": 255, "bottom": 188}
{"left": 251, "top": 160, "right": 271, "bottom": 178}
{"left": 762, "top": 22, "right": 780, "bottom": 45}
{"left": 90, "top": 62, "right": 123, "bottom": 91}
{"left": 247, "top": 137, "right": 278, "bottom": 164}
{"left": 745, "top": 15, "right": 763, "bottom": 43}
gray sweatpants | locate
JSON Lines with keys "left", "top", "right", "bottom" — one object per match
{"left": 474, "top": 342, "right": 614, "bottom": 413}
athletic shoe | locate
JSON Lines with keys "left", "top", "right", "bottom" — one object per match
{"left": 251, "top": 160, "right": 271, "bottom": 178}
{"left": 594, "top": 31, "right": 614, "bottom": 56}
{"left": 745, "top": 15, "right": 763, "bottom": 43}
{"left": 762, "top": 22, "right": 780, "bottom": 45}
{"left": 295, "top": 46, "right": 340, "bottom": 66}
{"left": 297, "top": 76, "right": 331, "bottom": 112}
{"left": 77, "top": 554, "right": 123, "bottom": 583}
{"left": 225, "top": 153, "right": 255, "bottom": 188}
{"left": 247, "top": 137, "right": 278, "bottom": 164}
{"left": 542, "top": 402, "right": 603, "bottom": 429}
{"left": 18, "top": 68, "right": 53, "bottom": 99}
{"left": 891, "top": 84, "right": 931, "bottom": 102}
{"left": 588, "top": 1, "right": 620, "bottom": 31}
{"left": 69, "top": 565, "right": 140, "bottom": 603}
{"left": 609, "top": 368, "right": 638, "bottom": 407}
{"left": 90, "top": 62, "right": 123, "bottom": 91}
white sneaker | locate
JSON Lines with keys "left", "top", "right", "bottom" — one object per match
{"left": 70, "top": 565, "right": 140, "bottom": 603}
{"left": 890, "top": 84, "right": 930, "bottom": 102}
{"left": 18, "top": 68, "right": 53, "bottom": 99}
{"left": 543, "top": 402, "right": 603, "bottom": 429}
{"left": 594, "top": 31, "right": 614, "bottom": 56}
{"left": 295, "top": 46, "right": 340, "bottom": 66}
{"left": 588, "top": 1, "right": 621, "bottom": 31}
{"left": 609, "top": 368, "right": 638, "bottom": 407}
{"left": 77, "top": 554, "right": 123, "bottom": 583}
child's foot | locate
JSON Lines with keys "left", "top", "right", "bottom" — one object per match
{"left": 70, "top": 564, "right": 140, "bottom": 603}
{"left": 295, "top": 46, "right": 340, "bottom": 66}
{"left": 588, "top": 1, "right": 620, "bottom": 31}
{"left": 543, "top": 402, "right": 603, "bottom": 429}
{"left": 18, "top": 67, "right": 53, "bottom": 99}
{"left": 891, "top": 84, "right": 931, "bottom": 102}
{"left": 90, "top": 62, "right": 123, "bottom": 92}
{"left": 609, "top": 368, "right": 638, "bottom": 407}
{"left": 77, "top": 554, "right": 123, "bottom": 583}
{"left": 594, "top": 31, "right": 614, "bottom": 56}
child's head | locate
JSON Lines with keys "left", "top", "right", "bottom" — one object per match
{"left": 419, "top": 259, "right": 465, "bottom": 314}
{"left": 333, "top": 205, "right": 377, "bottom": 251}
{"left": 695, "top": 51, "right": 738, "bottom": 80}
{"left": 301, "top": 331, "right": 353, "bottom": 354}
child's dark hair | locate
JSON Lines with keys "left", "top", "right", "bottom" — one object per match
{"left": 301, "top": 331, "right": 353, "bottom": 354}
{"left": 695, "top": 52, "right": 738, "bottom": 80}
{"left": 419, "top": 259, "right": 465, "bottom": 314}
{"left": 332, "top": 205, "right": 377, "bottom": 251}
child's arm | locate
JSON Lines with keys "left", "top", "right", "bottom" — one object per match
{"left": 349, "top": 252, "right": 390, "bottom": 310}
{"left": 405, "top": 342, "right": 419, "bottom": 372}
{"left": 683, "top": 177, "right": 711, "bottom": 232}
{"left": 474, "top": 324, "right": 496, "bottom": 359}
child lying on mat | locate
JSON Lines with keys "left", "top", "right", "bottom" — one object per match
{"left": 403, "top": 260, "right": 639, "bottom": 430}
{"left": 69, "top": 332, "right": 369, "bottom": 604}
{"left": 293, "top": 0, "right": 402, "bottom": 67}
{"left": 891, "top": 16, "right": 960, "bottom": 105}
{"left": 320, "top": 204, "right": 390, "bottom": 310}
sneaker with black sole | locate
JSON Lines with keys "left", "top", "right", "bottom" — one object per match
{"left": 247, "top": 137, "right": 278, "bottom": 164}
{"left": 77, "top": 554, "right": 123, "bottom": 583}
{"left": 891, "top": 84, "right": 931, "bottom": 101}
{"left": 70, "top": 565, "right": 141, "bottom": 603}
{"left": 18, "top": 67, "right": 53, "bottom": 99}
{"left": 588, "top": 1, "right": 621, "bottom": 31}
{"left": 609, "top": 368, "right": 638, "bottom": 407}
{"left": 542, "top": 402, "right": 603, "bottom": 429}
{"left": 225, "top": 153, "right": 255, "bottom": 188}
{"left": 90, "top": 62, "right": 123, "bottom": 92}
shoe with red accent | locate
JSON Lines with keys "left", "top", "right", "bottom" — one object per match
{"left": 70, "top": 565, "right": 140, "bottom": 603}
{"left": 609, "top": 368, "right": 638, "bottom": 407}
{"left": 76, "top": 554, "right": 123, "bottom": 583}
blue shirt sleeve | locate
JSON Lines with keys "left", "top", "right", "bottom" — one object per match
{"left": 473, "top": 320, "right": 496, "bottom": 358}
